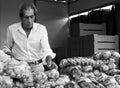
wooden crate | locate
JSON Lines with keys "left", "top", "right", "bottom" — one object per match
{"left": 79, "top": 23, "right": 106, "bottom": 36}
{"left": 93, "top": 34, "right": 119, "bottom": 69}
{"left": 81, "top": 34, "right": 119, "bottom": 56}
{"left": 94, "top": 34, "right": 119, "bottom": 53}
{"left": 67, "top": 34, "right": 119, "bottom": 57}
{"left": 70, "top": 23, "right": 106, "bottom": 37}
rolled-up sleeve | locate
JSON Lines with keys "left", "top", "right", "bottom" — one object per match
{"left": 40, "top": 27, "right": 56, "bottom": 64}
{"left": 2, "top": 27, "right": 14, "bottom": 53}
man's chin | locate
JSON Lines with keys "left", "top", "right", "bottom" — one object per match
{"left": 26, "top": 25, "right": 33, "bottom": 29}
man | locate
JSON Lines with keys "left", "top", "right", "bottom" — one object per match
{"left": 2, "top": 2, "right": 56, "bottom": 72}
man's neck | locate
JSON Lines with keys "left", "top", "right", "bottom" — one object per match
{"left": 21, "top": 23, "right": 32, "bottom": 37}
{"left": 22, "top": 23, "right": 32, "bottom": 31}
{"left": 25, "top": 28, "right": 32, "bottom": 31}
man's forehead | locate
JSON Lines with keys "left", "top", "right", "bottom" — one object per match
{"left": 24, "top": 8, "right": 34, "bottom": 16}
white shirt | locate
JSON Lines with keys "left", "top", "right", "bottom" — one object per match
{"left": 3, "top": 22, "right": 56, "bottom": 64}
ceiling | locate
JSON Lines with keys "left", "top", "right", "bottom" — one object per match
{"left": 37, "top": 0, "right": 79, "bottom": 4}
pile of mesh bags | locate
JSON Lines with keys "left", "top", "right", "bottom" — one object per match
{"left": 0, "top": 50, "right": 70, "bottom": 88}
{"left": 60, "top": 51, "right": 120, "bottom": 88}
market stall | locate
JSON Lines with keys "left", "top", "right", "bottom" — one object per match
{"left": 0, "top": 50, "right": 120, "bottom": 88}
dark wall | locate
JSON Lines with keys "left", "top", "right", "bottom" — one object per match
{"left": 115, "top": 3, "right": 120, "bottom": 35}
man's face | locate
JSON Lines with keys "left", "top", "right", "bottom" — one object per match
{"left": 21, "top": 8, "right": 35, "bottom": 29}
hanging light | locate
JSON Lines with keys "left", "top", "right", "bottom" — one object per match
{"left": 38, "top": 0, "right": 79, "bottom": 4}
{"left": 101, "top": 5, "right": 113, "bottom": 10}
{"left": 69, "top": 4, "right": 113, "bottom": 19}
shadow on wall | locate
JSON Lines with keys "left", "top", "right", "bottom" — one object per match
{"left": 37, "top": 16, "right": 69, "bottom": 48}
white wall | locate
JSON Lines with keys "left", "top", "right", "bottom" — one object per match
{"left": 69, "top": 0, "right": 117, "bottom": 15}
{"left": 36, "top": 1, "right": 68, "bottom": 48}
{"left": 0, "top": 0, "right": 33, "bottom": 48}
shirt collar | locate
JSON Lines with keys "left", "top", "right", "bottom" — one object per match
{"left": 32, "top": 23, "right": 38, "bottom": 31}
{"left": 18, "top": 22, "right": 26, "bottom": 35}
{"left": 18, "top": 22, "right": 37, "bottom": 33}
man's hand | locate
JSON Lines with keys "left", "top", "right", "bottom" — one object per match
{"left": 46, "top": 55, "right": 52, "bottom": 67}
{"left": 48, "top": 61, "right": 58, "bottom": 70}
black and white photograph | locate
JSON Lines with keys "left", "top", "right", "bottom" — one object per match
{"left": 0, "top": 0, "right": 120, "bottom": 88}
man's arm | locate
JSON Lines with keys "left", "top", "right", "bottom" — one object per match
{"left": 2, "top": 27, "right": 14, "bottom": 57}
{"left": 40, "top": 26, "right": 56, "bottom": 66}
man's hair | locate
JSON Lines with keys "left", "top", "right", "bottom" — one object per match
{"left": 19, "top": 2, "right": 37, "bottom": 19}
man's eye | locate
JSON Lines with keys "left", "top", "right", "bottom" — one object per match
{"left": 24, "top": 15, "right": 35, "bottom": 19}
{"left": 30, "top": 15, "right": 35, "bottom": 18}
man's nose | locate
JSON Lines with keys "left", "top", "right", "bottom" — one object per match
{"left": 28, "top": 17, "right": 32, "bottom": 22}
